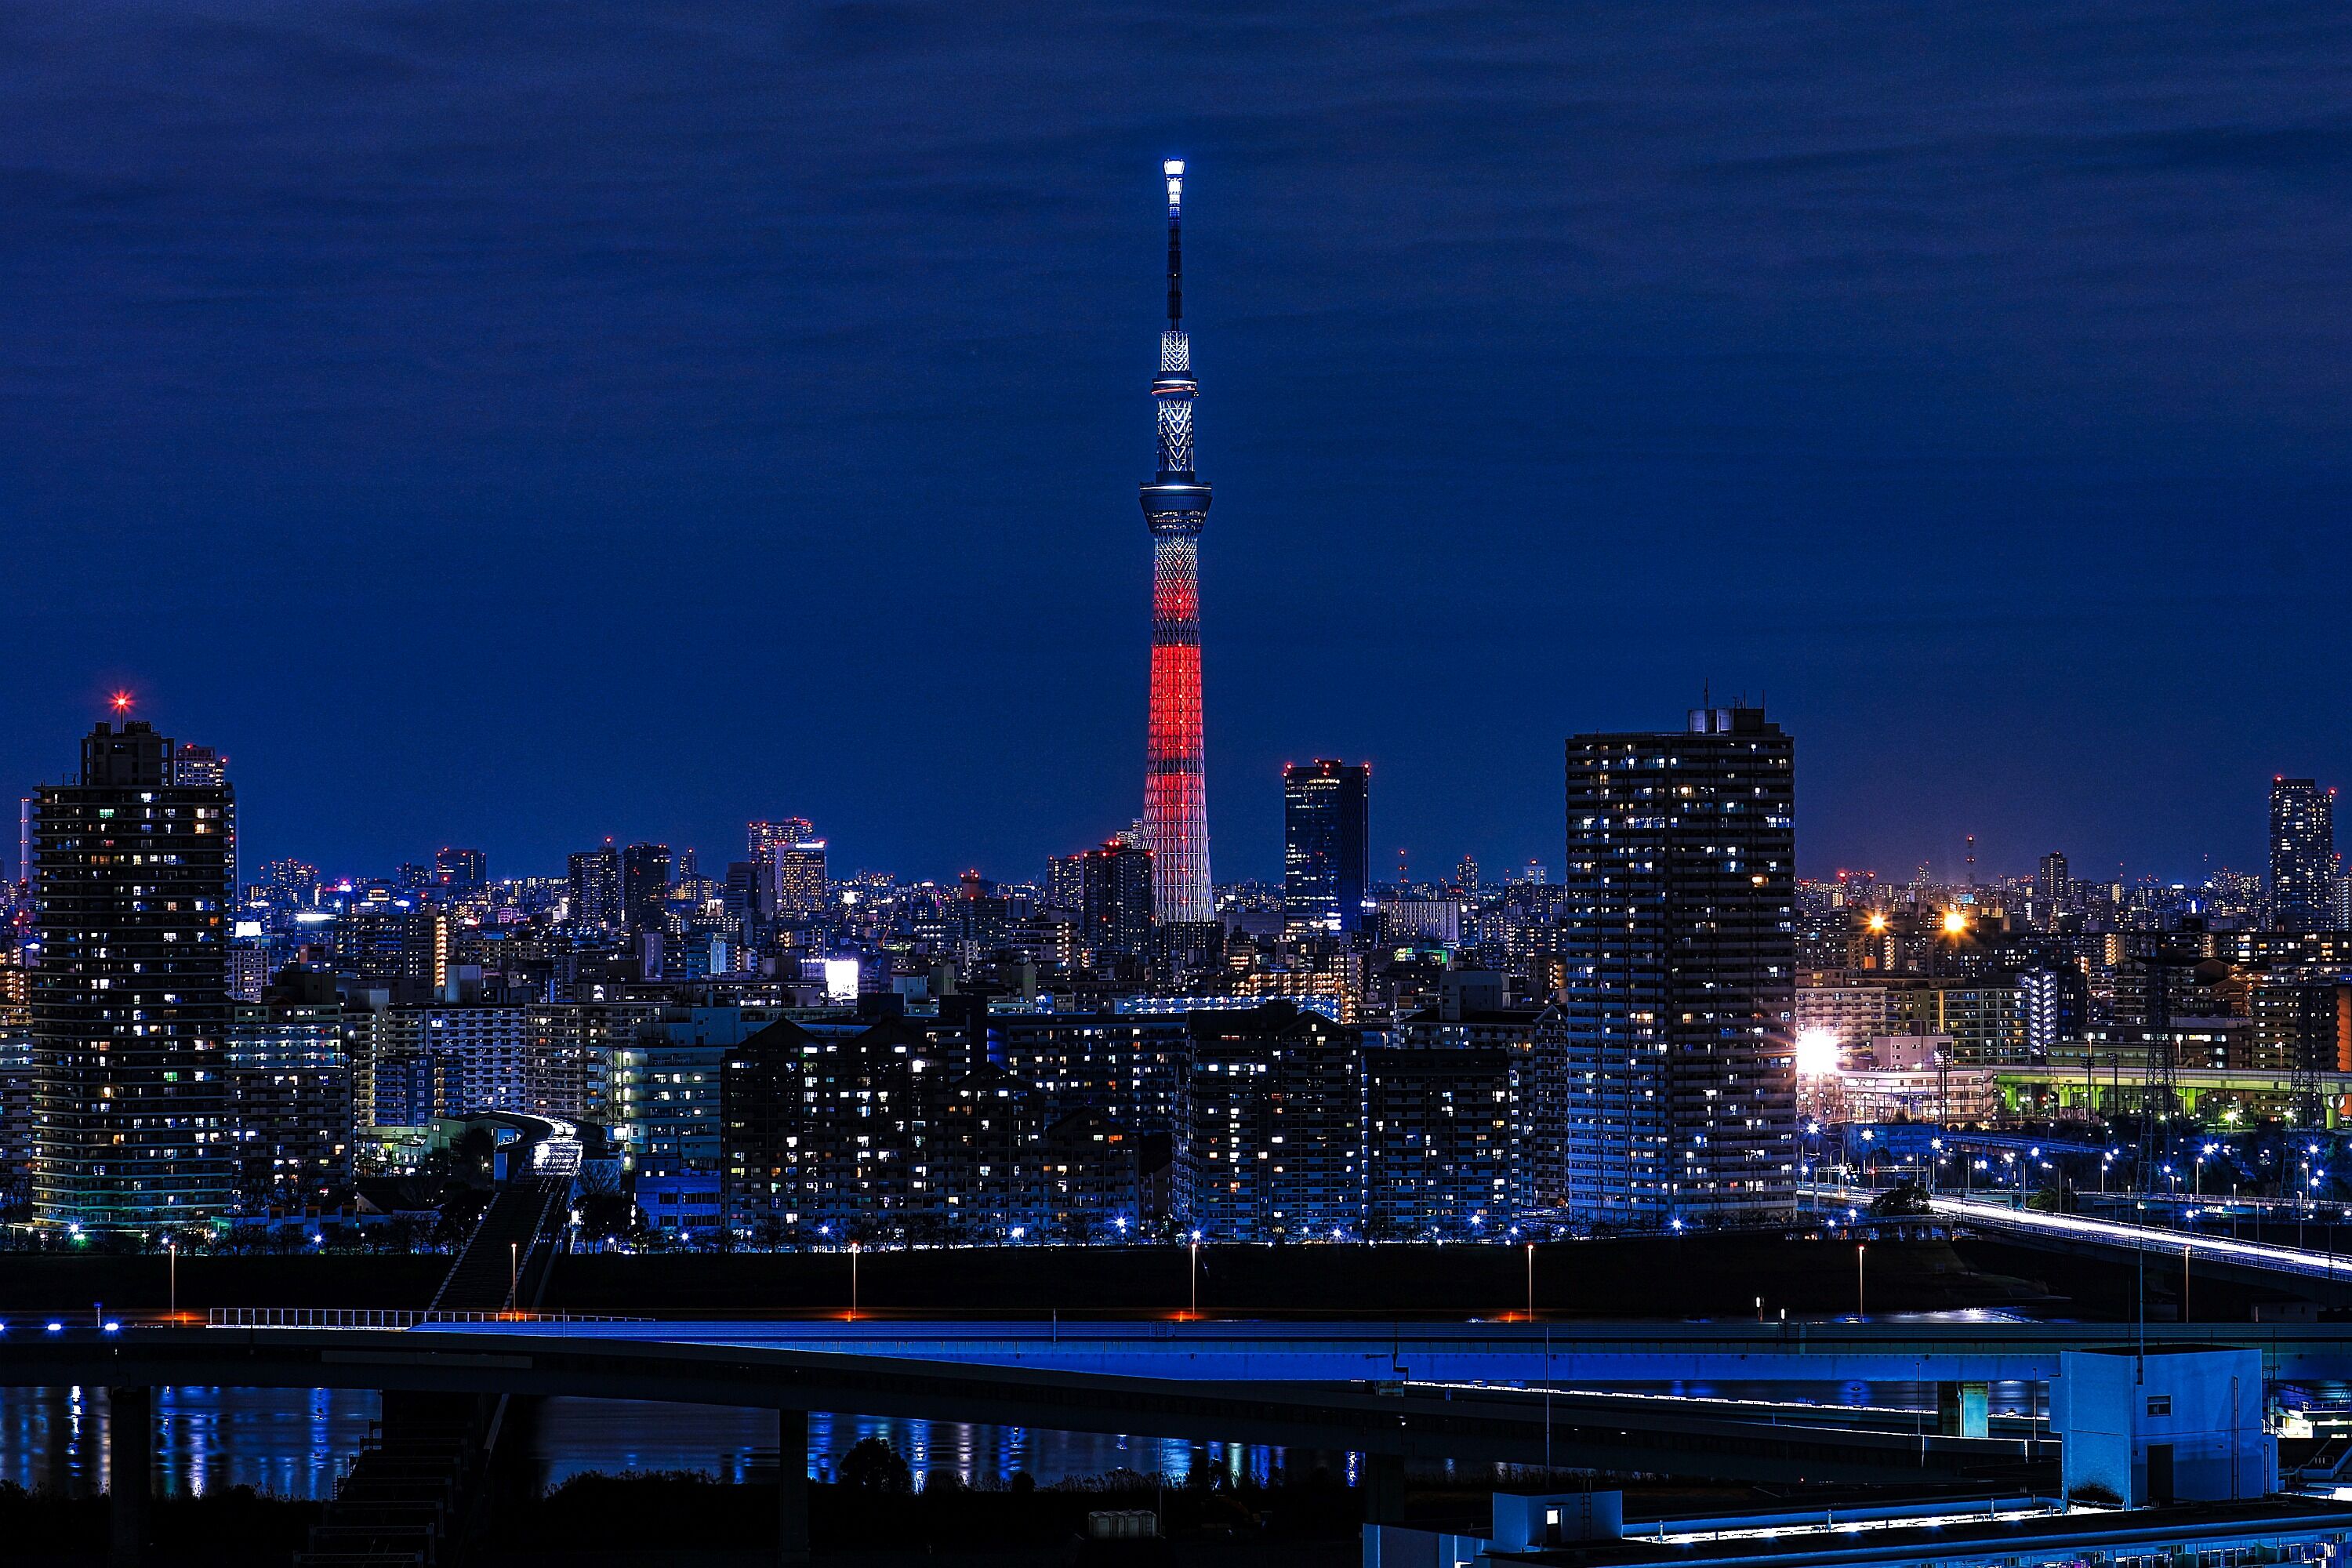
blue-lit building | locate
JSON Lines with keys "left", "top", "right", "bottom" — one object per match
{"left": 1283, "top": 759, "right": 1370, "bottom": 934}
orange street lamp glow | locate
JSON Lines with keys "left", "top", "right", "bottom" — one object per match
{"left": 1865, "top": 912, "right": 1889, "bottom": 933}
{"left": 1941, "top": 908, "right": 1969, "bottom": 937}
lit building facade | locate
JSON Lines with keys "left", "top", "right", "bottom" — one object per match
{"left": 1076, "top": 840, "right": 1153, "bottom": 967}
{"left": 2269, "top": 777, "right": 2336, "bottom": 931}
{"left": 1283, "top": 760, "right": 1370, "bottom": 934}
{"left": 31, "top": 720, "right": 238, "bottom": 1229}
{"left": 1181, "top": 1003, "right": 1361, "bottom": 1241}
{"left": 768, "top": 840, "right": 827, "bottom": 919}
{"left": 568, "top": 844, "right": 621, "bottom": 931}
{"left": 621, "top": 842, "right": 671, "bottom": 933}
{"left": 1556, "top": 705, "right": 1797, "bottom": 1229}
{"left": 227, "top": 982, "right": 352, "bottom": 1207}
{"left": 1363, "top": 1045, "right": 1513, "bottom": 1241}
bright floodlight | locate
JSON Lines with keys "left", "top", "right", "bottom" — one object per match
{"left": 1163, "top": 159, "right": 1184, "bottom": 177}
{"left": 1941, "top": 907, "right": 1969, "bottom": 936}
{"left": 1865, "top": 911, "right": 1888, "bottom": 932}
{"left": 1795, "top": 1029, "right": 1840, "bottom": 1077}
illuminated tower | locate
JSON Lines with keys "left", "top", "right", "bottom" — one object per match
{"left": 1140, "top": 158, "right": 1214, "bottom": 925}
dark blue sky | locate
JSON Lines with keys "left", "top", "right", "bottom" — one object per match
{"left": 2, "top": 2, "right": 2347, "bottom": 887}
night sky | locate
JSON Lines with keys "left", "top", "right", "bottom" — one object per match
{"left": 2, "top": 2, "right": 2347, "bottom": 888}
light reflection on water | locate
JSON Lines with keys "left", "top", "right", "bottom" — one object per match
{"left": 8, "top": 1371, "right": 2176, "bottom": 1500}
{"left": 0, "top": 1388, "right": 1316, "bottom": 1500}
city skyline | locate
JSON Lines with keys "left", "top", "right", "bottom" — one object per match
{"left": 5, "top": 5, "right": 2349, "bottom": 887}
{"left": 9, "top": 8, "right": 2352, "bottom": 1554}
{"left": 12, "top": 689, "right": 2323, "bottom": 894}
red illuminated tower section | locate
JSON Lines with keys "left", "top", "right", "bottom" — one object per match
{"left": 1140, "top": 158, "right": 1214, "bottom": 926}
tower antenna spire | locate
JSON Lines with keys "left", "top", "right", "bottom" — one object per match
{"left": 1163, "top": 158, "right": 1184, "bottom": 327}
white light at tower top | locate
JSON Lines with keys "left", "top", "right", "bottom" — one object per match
{"left": 1164, "top": 158, "right": 1184, "bottom": 214}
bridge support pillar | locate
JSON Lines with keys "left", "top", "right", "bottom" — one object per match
{"left": 108, "top": 1385, "right": 152, "bottom": 1568}
{"left": 1363, "top": 1451, "right": 1407, "bottom": 1525}
{"left": 1936, "top": 1381, "right": 1989, "bottom": 1439}
{"left": 778, "top": 1407, "right": 810, "bottom": 1567}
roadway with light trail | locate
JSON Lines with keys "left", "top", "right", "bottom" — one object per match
{"left": 1915, "top": 1191, "right": 2352, "bottom": 1287}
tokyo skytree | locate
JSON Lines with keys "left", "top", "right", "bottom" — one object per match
{"left": 1138, "top": 158, "right": 1214, "bottom": 925}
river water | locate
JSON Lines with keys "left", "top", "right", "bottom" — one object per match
{"left": 0, "top": 1378, "right": 2025, "bottom": 1500}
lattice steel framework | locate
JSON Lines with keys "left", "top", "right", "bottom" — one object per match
{"left": 1139, "top": 159, "right": 1214, "bottom": 925}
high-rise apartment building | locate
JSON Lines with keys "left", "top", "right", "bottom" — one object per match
{"left": 1138, "top": 158, "right": 1215, "bottom": 927}
{"left": 1282, "top": 760, "right": 1370, "bottom": 934}
{"left": 1076, "top": 840, "right": 1153, "bottom": 966}
{"left": 2270, "top": 778, "right": 2336, "bottom": 932}
{"left": 227, "top": 969, "right": 351, "bottom": 1206}
{"left": 1181, "top": 1004, "right": 1360, "bottom": 1242}
{"left": 31, "top": 720, "right": 238, "bottom": 1229}
{"left": 332, "top": 906, "right": 448, "bottom": 996}
{"left": 568, "top": 844, "right": 622, "bottom": 931}
{"left": 1555, "top": 704, "right": 1797, "bottom": 1229}
{"left": 621, "top": 842, "right": 671, "bottom": 932}
{"left": 1045, "top": 852, "right": 1086, "bottom": 910}
{"left": 2036, "top": 851, "right": 2069, "bottom": 906}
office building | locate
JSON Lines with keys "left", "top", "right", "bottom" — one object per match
{"left": 748, "top": 818, "right": 815, "bottom": 866}
{"left": 2270, "top": 777, "right": 2337, "bottom": 931}
{"left": 1138, "top": 159, "right": 1216, "bottom": 927}
{"left": 1282, "top": 760, "right": 1370, "bottom": 934}
{"left": 622, "top": 843, "right": 672, "bottom": 933}
{"left": 1556, "top": 704, "right": 1797, "bottom": 1229}
{"left": 768, "top": 839, "right": 827, "bottom": 919}
{"left": 31, "top": 720, "right": 238, "bottom": 1229}
{"left": 568, "top": 844, "right": 622, "bottom": 931}
{"left": 434, "top": 847, "right": 487, "bottom": 892}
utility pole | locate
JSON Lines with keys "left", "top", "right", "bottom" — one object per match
{"left": 1856, "top": 1243, "right": 1866, "bottom": 1321}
